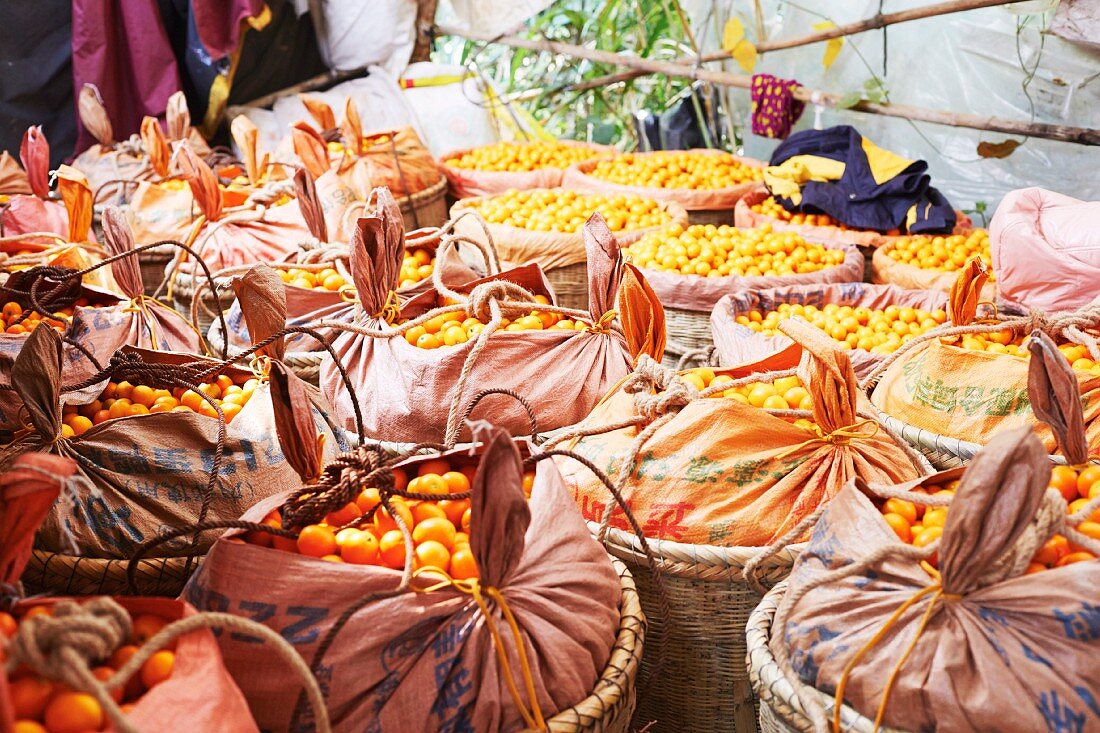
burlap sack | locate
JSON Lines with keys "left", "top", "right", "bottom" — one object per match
{"left": 184, "top": 423, "right": 621, "bottom": 733}
{"left": 0, "top": 453, "right": 260, "bottom": 733}
{"left": 72, "top": 85, "right": 210, "bottom": 201}
{"left": 0, "top": 326, "right": 346, "bottom": 559}
{"left": 169, "top": 143, "right": 313, "bottom": 273}
{"left": 638, "top": 239, "right": 864, "bottom": 312}
{"left": 0, "top": 151, "right": 31, "bottom": 196}
{"left": 869, "top": 260, "right": 1100, "bottom": 451}
{"left": 562, "top": 149, "right": 766, "bottom": 212}
{"left": 560, "top": 318, "right": 926, "bottom": 547}
{"left": 216, "top": 224, "right": 476, "bottom": 354}
{"left": 319, "top": 195, "right": 665, "bottom": 443}
{"left": 710, "top": 282, "right": 948, "bottom": 380}
{"left": 735, "top": 185, "right": 974, "bottom": 249}
{"left": 296, "top": 96, "right": 443, "bottom": 200}
{"left": 1, "top": 130, "right": 94, "bottom": 243}
{"left": 438, "top": 140, "right": 614, "bottom": 199}
{"left": 448, "top": 191, "right": 689, "bottom": 271}
{"left": 773, "top": 423, "right": 1100, "bottom": 732}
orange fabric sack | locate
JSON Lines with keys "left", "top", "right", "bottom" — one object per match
{"left": 710, "top": 282, "right": 948, "bottom": 380}
{"left": 438, "top": 140, "right": 614, "bottom": 199}
{"left": 0, "top": 452, "right": 261, "bottom": 733}
{"left": 560, "top": 319, "right": 926, "bottom": 547}
{"left": 774, "top": 421, "right": 1100, "bottom": 731}
{"left": 184, "top": 423, "right": 620, "bottom": 733}
{"left": 735, "top": 185, "right": 974, "bottom": 249}
{"left": 869, "top": 260, "right": 1100, "bottom": 451}
{"left": 319, "top": 193, "right": 665, "bottom": 443}
{"left": 448, "top": 191, "right": 689, "bottom": 271}
{"left": 0, "top": 151, "right": 31, "bottom": 196}
{"left": 1, "top": 130, "right": 94, "bottom": 243}
{"left": 561, "top": 149, "right": 766, "bottom": 212}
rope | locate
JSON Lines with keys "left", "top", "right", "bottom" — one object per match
{"left": 3, "top": 597, "right": 331, "bottom": 733}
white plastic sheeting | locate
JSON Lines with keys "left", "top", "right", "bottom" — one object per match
{"left": 401, "top": 62, "right": 500, "bottom": 156}
{"left": 681, "top": 0, "right": 1100, "bottom": 215}
{"left": 436, "top": 0, "right": 557, "bottom": 39}
{"left": 290, "top": 0, "right": 418, "bottom": 74}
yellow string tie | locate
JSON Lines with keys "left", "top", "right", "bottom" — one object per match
{"left": 832, "top": 582, "right": 961, "bottom": 733}
{"left": 583, "top": 309, "right": 618, "bottom": 335}
{"left": 413, "top": 567, "right": 547, "bottom": 731}
{"left": 371, "top": 289, "right": 402, "bottom": 323}
{"left": 248, "top": 354, "right": 272, "bottom": 382}
{"left": 775, "top": 418, "right": 880, "bottom": 461}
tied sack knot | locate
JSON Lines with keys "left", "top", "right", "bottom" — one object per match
{"left": 114, "top": 134, "right": 145, "bottom": 158}
{"left": 625, "top": 355, "right": 693, "bottom": 421}
{"left": 5, "top": 598, "right": 132, "bottom": 685}
{"left": 1025, "top": 308, "right": 1054, "bottom": 337}
{"left": 283, "top": 446, "right": 394, "bottom": 530}
{"left": 466, "top": 281, "right": 538, "bottom": 323}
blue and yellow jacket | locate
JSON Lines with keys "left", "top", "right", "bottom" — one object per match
{"left": 765, "top": 126, "right": 956, "bottom": 234}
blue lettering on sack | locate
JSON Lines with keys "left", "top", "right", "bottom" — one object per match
{"left": 69, "top": 495, "right": 144, "bottom": 552}
{"left": 1076, "top": 686, "right": 1100, "bottom": 718}
{"left": 784, "top": 621, "right": 843, "bottom": 684}
{"left": 282, "top": 606, "right": 329, "bottom": 645}
{"left": 1054, "top": 603, "right": 1100, "bottom": 642}
{"left": 1039, "top": 690, "right": 1086, "bottom": 733}
{"left": 1022, "top": 643, "right": 1053, "bottom": 669}
{"left": 231, "top": 600, "right": 277, "bottom": 644}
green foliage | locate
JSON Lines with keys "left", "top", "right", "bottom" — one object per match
{"left": 434, "top": 0, "right": 698, "bottom": 147}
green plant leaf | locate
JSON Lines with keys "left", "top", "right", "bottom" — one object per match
{"left": 836, "top": 91, "right": 864, "bottom": 109}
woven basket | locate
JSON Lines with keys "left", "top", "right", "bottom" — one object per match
{"left": 596, "top": 524, "right": 800, "bottom": 733}
{"left": 546, "top": 261, "right": 591, "bottom": 312}
{"left": 543, "top": 557, "right": 645, "bottom": 733}
{"left": 170, "top": 270, "right": 233, "bottom": 334}
{"left": 397, "top": 177, "right": 448, "bottom": 231}
{"left": 662, "top": 306, "right": 714, "bottom": 367}
{"left": 139, "top": 244, "right": 176, "bottom": 297}
{"left": 686, "top": 207, "right": 736, "bottom": 226}
{"left": 21, "top": 549, "right": 201, "bottom": 598}
{"left": 748, "top": 581, "right": 910, "bottom": 733}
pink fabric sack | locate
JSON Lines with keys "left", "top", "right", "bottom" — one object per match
{"left": 990, "top": 187, "right": 1100, "bottom": 312}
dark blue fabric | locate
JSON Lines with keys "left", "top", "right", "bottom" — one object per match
{"left": 768, "top": 125, "right": 956, "bottom": 234}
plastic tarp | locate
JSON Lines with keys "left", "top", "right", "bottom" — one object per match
{"left": 680, "top": 0, "right": 1100, "bottom": 214}
{"left": 437, "top": 0, "right": 556, "bottom": 38}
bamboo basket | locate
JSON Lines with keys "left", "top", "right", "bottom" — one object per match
{"left": 544, "top": 558, "right": 645, "bottom": 733}
{"left": 397, "top": 177, "right": 448, "bottom": 231}
{"left": 21, "top": 549, "right": 201, "bottom": 598}
{"left": 748, "top": 581, "right": 909, "bottom": 733}
{"left": 546, "top": 262, "right": 591, "bottom": 312}
{"left": 170, "top": 270, "right": 232, "bottom": 334}
{"left": 596, "top": 524, "right": 800, "bottom": 733}
{"left": 662, "top": 307, "right": 715, "bottom": 368}
{"left": 139, "top": 244, "right": 176, "bottom": 296}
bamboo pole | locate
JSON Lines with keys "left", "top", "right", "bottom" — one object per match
{"left": 526, "top": 0, "right": 1020, "bottom": 99}
{"left": 436, "top": 23, "right": 1100, "bottom": 146}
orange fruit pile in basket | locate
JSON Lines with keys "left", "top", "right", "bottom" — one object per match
{"left": 464, "top": 189, "right": 670, "bottom": 233}
{"left": 878, "top": 465, "right": 1100, "bottom": 571}
{"left": 277, "top": 267, "right": 348, "bottom": 292}
{"left": 680, "top": 368, "right": 815, "bottom": 413}
{"left": 244, "top": 456, "right": 536, "bottom": 580}
{"left": 737, "top": 303, "right": 948, "bottom": 353}
{"left": 954, "top": 331, "right": 1100, "bottom": 375}
{"left": 444, "top": 141, "right": 603, "bottom": 172}
{"left": 59, "top": 373, "right": 260, "bottom": 436}
{"left": 0, "top": 301, "right": 80, "bottom": 336}
{"left": 587, "top": 151, "right": 763, "bottom": 189}
{"left": 749, "top": 195, "right": 854, "bottom": 231}
{"left": 623, "top": 223, "right": 847, "bottom": 277}
{"left": 398, "top": 294, "right": 593, "bottom": 349}
{"left": 1, "top": 607, "right": 176, "bottom": 733}
{"left": 879, "top": 230, "right": 992, "bottom": 277}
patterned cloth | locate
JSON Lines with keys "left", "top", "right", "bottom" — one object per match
{"left": 751, "top": 74, "right": 805, "bottom": 139}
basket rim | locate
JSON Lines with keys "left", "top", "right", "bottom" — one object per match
{"left": 591, "top": 521, "right": 801, "bottom": 580}
{"left": 873, "top": 408, "right": 1092, "bottom": 467}
{"left": 543, "top": 557, "right": 644, "bottom": 731}
{"left": 747, "top": 580, "right": 910, "bottom": 733}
